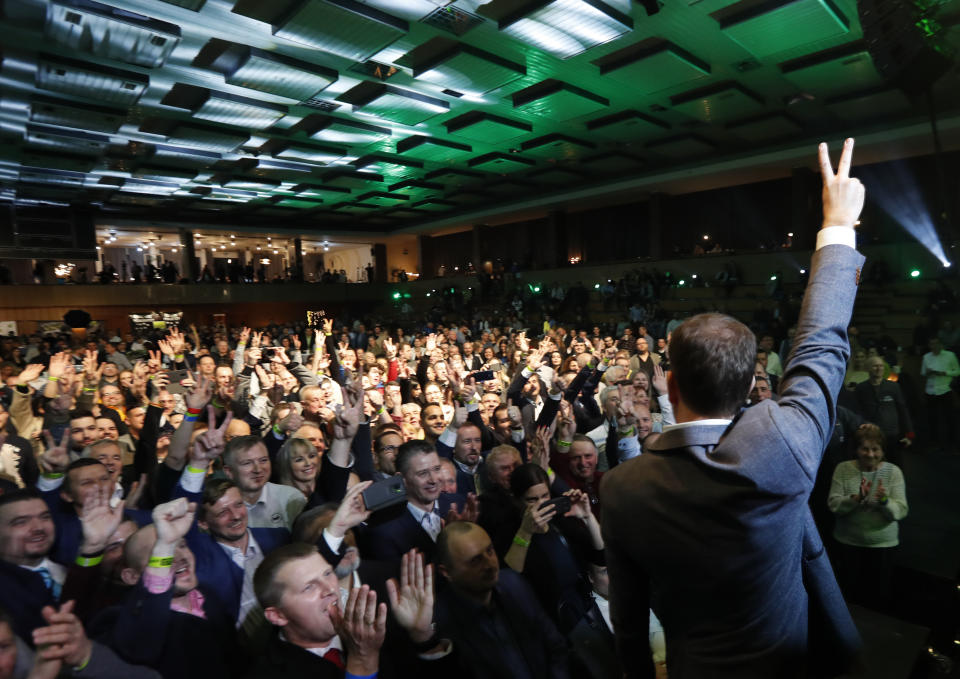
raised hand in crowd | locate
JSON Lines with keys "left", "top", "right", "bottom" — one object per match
{"left": 31, "top": 601, "right": 92, "bottom": 678}
{"left": 190, "top": 406, "right": 233, "bottom": 469}
{"left": 386, "top": 550, "right": 442, "bottom": 647}
{"left": 330, "top": 584, "right": 387, "bottom": 678}
{"left": 327, "top": 481, "right": 373, "bottom": 538}
{"left": 79, "top": 491, "right": 125, "bottom": 555}
{"left": 40, "top": 429, "right": 71, "bottom": 474}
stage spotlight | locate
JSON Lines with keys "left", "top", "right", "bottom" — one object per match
{"left": 910, "top": 269, "right": 921, "bottom": 278}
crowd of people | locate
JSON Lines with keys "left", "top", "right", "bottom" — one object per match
{"left": 0, "top": 140, "right": 954, "bottom": 679}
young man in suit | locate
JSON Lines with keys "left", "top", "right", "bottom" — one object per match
{"left": 601, "top": 139, "right": 866, "bottom": 679}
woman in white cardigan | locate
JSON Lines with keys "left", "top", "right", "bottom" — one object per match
{"left": 828, "top": 423, "right": 908, "bottom": 606}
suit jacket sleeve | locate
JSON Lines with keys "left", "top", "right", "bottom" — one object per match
{"left": 76, "top": 641, "right": 164, "bottom": 679}
{"left": 774, "top": 244, "right": 865, "bottom": 479}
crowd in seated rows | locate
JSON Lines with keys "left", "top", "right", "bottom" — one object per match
{"left": 0, "top": 300, "right": 955, "bottom": 679}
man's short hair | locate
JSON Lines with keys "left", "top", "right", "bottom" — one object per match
{"left": 854, "top": 423, "right": 885, "bottom": 448}
{"left": 254, "top": 542, "right": 319, "bottom": 610}
{"left": 200, "top": 478, "right": 239, "bottom": 521}
{"left": 63, "top": 458, "right": 106, "bottom": 497}
{"left": 669, "top": 313, "right": 756, "bottom": 418}
{"left": 69, "top": 409, "right": 95, "bottom": 422}
{"left": 395, "top": 440, "right": 435, "bottom": 475}
{"left": 222, "top": 435, "right": 264, "bottom": 468}
{"left": 85, "top": 439, "right": 121, "bottom": 459}
{"left": 436, "top": 521, "right": 481, "bottom": 570}
{"left": 0, "top": 486, "right": 43, "bottom": 511}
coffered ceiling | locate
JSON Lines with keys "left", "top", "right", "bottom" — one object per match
{"left": 0, "top": 0, "right": 957, "bottom": 234}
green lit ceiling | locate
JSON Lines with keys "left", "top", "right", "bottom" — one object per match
{"left": 0, "top": 0, "right": 957, "bottom": 233}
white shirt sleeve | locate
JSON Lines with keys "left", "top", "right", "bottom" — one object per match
{"left": 815, "top": 226, "right": 856, "bottom": 250}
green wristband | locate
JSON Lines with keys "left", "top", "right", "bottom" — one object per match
{"left": 75, "top": 554, "right": 103, "bottom": 567}
{"left": 187, "top": 465, "right": 206, "bottom": 474}
{"left": 512, "top": 535, "right": 531, "bottom": 548}
{"left": 148, "top": 556, "right": 174, "bottom": 568}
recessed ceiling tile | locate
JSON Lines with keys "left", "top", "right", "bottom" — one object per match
{"left": 29, "top": 97, "right": 125, "bottom": 134}
{"left": 424, "top": 167, "right": 486, "bottom": 186}
{"left": 412, "top": 40, "right": 525, "bottom": 94}
{"left": 388, "top": 178, "right": 444, "bottom": 195}
{"left": 45, "top": 0, "right": 181, "bottom": 68}
{"left": 396, "top": 135, "right": 472, "bottom": 162}
{"left": 779, "top": 44, "right": 884, "bottom": 99}
{"left": 291, "top": 182, "right": 352, "bottom": 198}
{"left": 275, "top": 197, "right": 324, "bottom": 208}
{"left": 225, "top": 47, "right": 338, "bottom": 101}
{"left": 718, "top": 0, "right": 850, "bottom": 59}
{"left": 341, "top": 82, "right": 449, "bottom": 125}
{"left": 646, "top": 134, "right": 717, "bottom": 158}
{"left": 192, "top": 90, "right": 287, "bottom": 130}
{"left": 356, "top": 190, "right": 409, "bottom": 206}
{"left": 272, "top": 0, "right": 408, "bottom": 62}
{"left": 480, "top": 0, "right": 633, "bottom": 60}
{"left": 825, "top": 87, "right": 911, "bottom": 121}
{"left": 443, "top": 111, "right": 532, "bottom": 143}
{"left": 131, "top": 165, "right": 197, "bottom": 182}
{"left": 726, "top": 112, "right": 803, "bottom": 141}
{"left": 586, "top": 110, "right": 671, "bottom": 144}
{"left": 411, "top": 197, "right": 458, "bottom": 211}
{"left": 25, "top": 125, "right": 110, "bottom": 155}
{"left": 322, "top": 169, "right": 384, "bottom": 189}
{"left": 597, "top": 39, "right": 712, "bottom": 93}
{"left": 353, "top": 154, "right": 423, "bottom": 180}
{"left": 141, "top": 120, "right": 248, "bottom": 153}
{"left": 469, "top": 152, "right": 536, "bottom": 172}
{"left": 670, "top": 81, "right": 764, "bottom": 124}
{"left": 222, "top": 176, "right": 282, "bottom": 191}
{"left": 19, "top": 152, "right": 95, "bottom": 174}
{"left": 36, "top": 54, "right": 148, "bottom": 106}
{"left": 513, "top": 79, "right": 609, "bottom": 120}
{"left": 300, "top": 115, "right": 391, "bottom": 145}
{"left": 520, "top": 133, "right": 594, "bottom": 161}
{"left": 579, "top": 151, "right": 645, "bottom": 173}
{"left": 333, "top": 202, "right": 379, "bottom": 213}
{"left": 272, "top": 142, "right": 346, "bottom": 164}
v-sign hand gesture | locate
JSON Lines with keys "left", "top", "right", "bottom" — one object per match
{"left": 818, "top": 138, "right": 865, "bottom": 229}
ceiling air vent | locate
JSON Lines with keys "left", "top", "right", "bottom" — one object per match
{"left": 302, "top": 97, "right": 341, "bottom": 112}
{"left": 422, "top": 5, "right": 485, "bottom": 36}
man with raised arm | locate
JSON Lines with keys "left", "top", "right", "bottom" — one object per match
{"left": 601, "top": 140, "right": 866, "bottom": 679}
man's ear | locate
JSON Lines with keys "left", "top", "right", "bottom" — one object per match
{"left": 666, "top": 371, "right": 681, "bottom": 411}
{"left": 263, "top": 606, "right": 288, "bottom": 628}
{"left": 436, "top": 564, "right": 449, "bottom": 581}
{"left": 223, "top": 466, "right": 234, "bottom": 481}
{"left": 60, "top": 489, "right": 75, "bottom": 506}
{"left": 120, "top": 568, "right": 140, "bottom": 587}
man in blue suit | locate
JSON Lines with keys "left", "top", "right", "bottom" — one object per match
{"left": 601, "top": 139, "right": 866, "bottom": 679}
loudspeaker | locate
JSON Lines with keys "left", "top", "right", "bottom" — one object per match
{"left": 858, "top": 0, "right": 953, "bottom": 95}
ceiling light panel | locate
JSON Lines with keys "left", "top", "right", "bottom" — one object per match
{"left": 719, "top": 0, "right": 849, "bottom": 59}
{"left": 36, "top": 55, "right": 148, "bottom": 106}
{"left": 356, "top": 190, "right": 409, "bottom": 206}
{"left": 291, "top": 182, "right": 352, "bottom": 198}
{"left": 226, "top": 48, "right": 338, "bottom": 101}
{"left": 29, "top": 97, "right": 125, "bottom": 134}
{"left": 19, "top": 151, "right": 96, "bottom": 173}
{"left": 586, "top": 110, "right": 670, "bottom": 141}
{"left": 599, "top": 41, "right": 712, "bottom": 94}
{"left": 513, "top": 80, "right": 609, "bottom": 120}
{"left": 273, "top": 143, "right": 346, "bottom": 164}
{"left": 493, "top": 0, "right": 633, "bottom": 60}
{"left": 45, "top": 0, "right": 181, "bottom": 68}
{"left": 166, "top": 124, "right": 248, "bottom": 152}
{"left": 468, "top": 152, "right": 536, "bottom": 172}
{"left": 520, "top": 133, "right": 594, "bottom": 160}
{"left": 396, "top": 135, "right": 472, "bottom": 162}
{"left": 443, "top": 111, "right": 532, "bottom": 143}
{"left": 414, "top": 43, "right": 525, "bottom": 94}
{"left": 274, "top": 0, "right": 408, "bottom": 62}
{"left": 305, "top": 116, "right": 391, "bottom": 145}
{"left": 192, "top": 90, "right": 287, "bottom": 129}
{"left": 322, "top": 170, "right": 384, "bottom": 189}
{"left": 25, "top": 125, "right": 110, "bottom": 155}
{"left": 780, "top": 46, "right": 884, "bottom": 99}
{"left": 151, "top": 143, "right": 221, "bottom": 166}
{"left": 351, "top": 86, "right": 449, "bottom": 125}
{"left": 670, "top": 82, "right": 764, "bottom": 124}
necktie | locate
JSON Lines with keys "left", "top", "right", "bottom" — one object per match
{"left": 35, "top": 567, "right": 61, "bottom": 601}
{"left": 323, "top": 648, "right": 345, "bottom": 670}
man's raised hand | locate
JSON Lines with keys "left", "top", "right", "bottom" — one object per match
{"left": 386, "top": 550, "right": 437, "bottom": 644}
{"left": 151, "top": 497, "right": 196, "bottom": 548}
{"left": 79, "top": 492, "right": 124, "bottom": 555}
{"left": 819, "top": 138, "right": 865, "bottom": 229}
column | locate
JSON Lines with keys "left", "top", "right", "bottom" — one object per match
{"left": 180, "top": 228, "right": 198, "bottom": 281}
{"left": 293, "top": 237, "right": 304, "bottom": 282}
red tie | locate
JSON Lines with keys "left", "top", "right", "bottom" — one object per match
{"left": 324, "top": 648, "right": 345, "bottom": 670}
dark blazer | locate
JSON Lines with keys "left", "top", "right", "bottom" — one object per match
{"left": 0, "top": 559, "right": 55, "bottom": 643}
{"left": 358, "top": 495, "right": 454, "bottom": 565}
{"left": 185, "top": 525, "right": 289, "bottom": 622}
{"left": 601, "top": 244, "right": 864, "bottom": 679}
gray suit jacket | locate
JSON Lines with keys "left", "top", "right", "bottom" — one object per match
{"left": 601, "top": 244, "right": 864, "bottom": 679}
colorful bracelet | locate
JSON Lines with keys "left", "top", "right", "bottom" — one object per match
{"left": 512, "top": 535, "right": 531, "bottom": 548}
{"left": 174, "top": 354, "right": 184, "bottom": 362}
{"left": 75, "top": 554, "right": 103, "bottom": 567}
{"left": 183, "top": 413, "right": 199, "bottom": 423}
{"left": 47, "top": 376, "right": 59, "bottom": 382}
{"left": 186, "top": 406, "right": 203, "bottom": 415}
{"left": 148, "top": 556, "right": 174, "bottom": 568}
{"left": 556, "top": 440, "right": 572, "bottom": 449}
{"left": 42, "top": 472, "right": 64, "bottom": 479}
